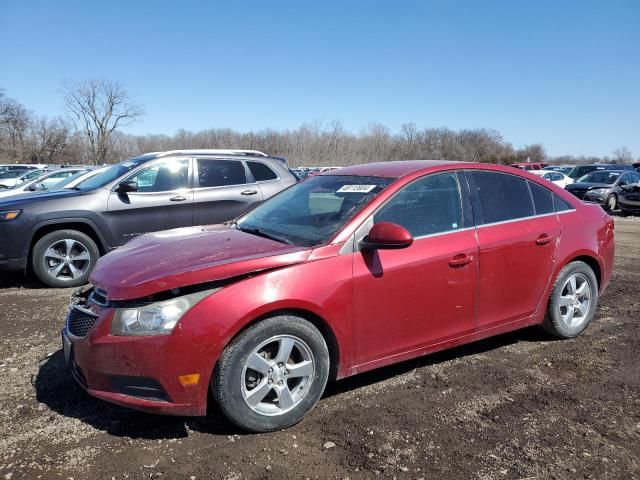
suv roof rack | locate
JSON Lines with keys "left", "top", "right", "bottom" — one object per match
{"left": 156, "top": 149, "right": 269, "bottom": 157}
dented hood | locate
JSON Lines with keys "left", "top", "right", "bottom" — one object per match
{"left": 90, "top": 225, "right": 312, "bottom": 300}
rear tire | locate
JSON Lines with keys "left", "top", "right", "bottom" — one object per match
{"left": 32, "top": 230, "right": 99, "bottom": 288}
{"left": 213, "top": 315, "right": 330, "bottom": 432}
{"left": 542, "top": 261, "right": 598, "bottom": 338}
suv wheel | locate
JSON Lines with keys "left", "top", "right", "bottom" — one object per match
{"left": 213, "top": 315, "right": 330, "bottom": 432}
{"left": 543, "top": 261, "right": 598, "bottom": 338}
{"left": 32, "top": 230, "right": 99, "bottom": 288}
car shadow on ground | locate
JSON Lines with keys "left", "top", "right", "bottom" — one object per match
{"left": 34, "top": 327, "right": 552, "bottom": 439}
{"left": 0, "top": 271, "right": 43, "bottom": 289}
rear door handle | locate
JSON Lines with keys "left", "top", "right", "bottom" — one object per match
{"left": 170, "top": 196, "right": 187, "bottom": 202}
{"left": 535, "top": 234, "right": 554, "bottom": 245}
{"left": 449, "top": 254, "right": 473, "bottom": 268}
{"left": 241, "top": 190, "right": 258, "bottom": 196}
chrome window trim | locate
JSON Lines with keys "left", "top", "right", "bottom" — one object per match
{"left": 476, "top": 208, "right": 575, "bottom": 229}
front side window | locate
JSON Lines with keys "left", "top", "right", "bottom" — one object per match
{"left": 374, "top": 173, "right": 464, "bottom": 237}
{"left": 237, "top": 175, "right": 393, "bottom": 247}
{"left": 248, "top": 161, "right": 278, "bottom": 181}
{"left": 127, "top": 159, "right": 189, "bottom": 192}
{"left": 197, "top": 159, "right": 247, "bottom": 187}
{"left": 472, "top": 171, "right": 534, "bottom": 224}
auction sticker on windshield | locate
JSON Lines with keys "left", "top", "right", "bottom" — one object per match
{"left": 336, "top": 184, "right": 377, "bottom": 193}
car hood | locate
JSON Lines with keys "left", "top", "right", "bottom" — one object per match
{"left": 0, "top": 187, "right": 86, "bottom": 207}
{"left": 90, "top": 225, "right": 312, "bottom": 300}
{"left": 566, "top": 182, "right": 613, "bottom": 190}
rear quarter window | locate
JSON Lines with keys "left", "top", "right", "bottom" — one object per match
{"left": 247, "top": 161, "right": 278, "bottom": 181}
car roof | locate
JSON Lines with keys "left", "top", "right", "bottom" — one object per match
{"left": 324, "top": 160, "right": 469, "bottom": 178}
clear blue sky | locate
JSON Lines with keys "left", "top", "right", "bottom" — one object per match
{"left": 1, "top": 0, "right": 638, "bottom": 157}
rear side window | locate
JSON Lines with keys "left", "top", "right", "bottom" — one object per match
{"left": 528, "top": 181, "right": 554, "bottom": 215}
{"left": 248, "top": 161, "right": 278, "bottom": 181}
{"left": 472, "top": 171, "right": 534, "bottom": 224}
{"left": 197, "top": 159, "right": 246, "bottom": 187}
{"left": 374, "top": 172, "right": 464, "bottom": 237}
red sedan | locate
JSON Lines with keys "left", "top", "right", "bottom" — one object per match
{"left": 62, "top": 161, "right": 615, "bottom": 432}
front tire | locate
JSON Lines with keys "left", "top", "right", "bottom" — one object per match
{"left": 604, "top": 194, "right": 617, "bottom": 212}
{"left": 213, "top": 315, "right": 330, "bottom": 432}
{"left": 543, "top": 261, "right": 598, "bottom": 338}
{"left": 32, "top": 230, "right": 99, "bottom": 288}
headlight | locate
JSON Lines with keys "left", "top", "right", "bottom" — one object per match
{"left": 589, "top": 188, "right": 606, "bottom": 195}
{"left": 0, "top": 210, "right": 21, "bottom": 221}
{"left": 110, "top": 288, "right": 220, "bottom": 336}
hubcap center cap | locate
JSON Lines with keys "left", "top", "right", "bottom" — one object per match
{"left": 269, "top": 364, "right": 287, "bottom": 384}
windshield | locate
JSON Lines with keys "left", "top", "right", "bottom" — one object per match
{"left": 76, "top": 154, "right": 157, "bottom": 191}
{"left": 236, "top": 175, "right": 394, "bottom": 247}
{"left": 578, "top": 171, "right": 621, "bottom": 184}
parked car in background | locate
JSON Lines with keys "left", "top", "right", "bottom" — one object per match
{"left": 618, "top": 183, "right": 640, "bottom": 215}
{"left": 531, "top": 169, "right": 573, "bottom": 188}
{"left": 0, "top": 169, "right": 42, "bottom": 188}
{"left": 0, "top": 150, "right": 296, "bottom": 287}
{"left": 510, "top": 162, "right": 548, "bottom": 170}
{"left": 544, "top": 165, "right": 574, "bottom": 175}
{"left": 567, "top": 164, "right": 636, "bottom": 180}
{"left": 565, "top": 170, "right": 640, "bottom": 211}
{"left": 0, "top": 167, "right": 90, "bottom": 200}
{"left": 62, "top": 161, "right": 614, "bottom": 432}
{"left": 0, "top": 164, "right": 46, "bottom": 174}
{"left": 52, "top": 167, "right": 108, "bottom": 190}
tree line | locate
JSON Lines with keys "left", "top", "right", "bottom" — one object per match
{"left": 0, "top": 80, "right": 636, "bottom": 168}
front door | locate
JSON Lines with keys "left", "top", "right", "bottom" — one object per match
{"left": 106, "top": 157, "right": 193, "bottom": 246}
{"left": 352, "top": 172, "right": 478, "bottom": 366}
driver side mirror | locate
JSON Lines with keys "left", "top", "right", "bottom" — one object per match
{"left": 115, "top": 180, "right": 138, "bottom": 194}
{"left": 28, "top": 183, "right": 44, "bottom": 192}
{"left": 361, "top": 222, "right": 413, "bottom": 250}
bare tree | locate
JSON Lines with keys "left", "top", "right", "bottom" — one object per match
{"left": 62, "top": 79, "right": 144, "bottom": 164}
{"left": 612, "top": 146, "right": 632, "bottom": 164}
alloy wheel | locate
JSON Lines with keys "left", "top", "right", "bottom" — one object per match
{"left": 43, "top": 239, "right": 92, "bottom": 282}
{"left": 241, "top": 335, "right": 315, "bottom": 416}
{"left": 558, "top": 272, "right": 592, "bottom": 329}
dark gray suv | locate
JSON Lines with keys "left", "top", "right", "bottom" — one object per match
{"left": 0, "top": 150, "right": 297, "bottom": 287}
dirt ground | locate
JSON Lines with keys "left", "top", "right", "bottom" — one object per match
{"left": 0, "top": 217, "right": 639, "bottom": 480}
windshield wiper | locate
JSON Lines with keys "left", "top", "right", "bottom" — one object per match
{"left": 237, "top": 226, "right": 293, "bottom": 245}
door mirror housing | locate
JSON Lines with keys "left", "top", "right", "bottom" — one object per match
{"left": 361, "top": 222, "right": 413, "bottom": 250}
{"left": 115, "top": 180, "right": 138, "bottom": 193}
{"left": 28, "top": 182, "right": 44, "bottom": 192}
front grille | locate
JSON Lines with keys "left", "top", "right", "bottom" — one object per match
{"left": 67, "top": 306, "right": 99, "bottom": 338}
{"left": 89, "top": 288, "right": 109, "bottom": 307}
{"left": 569, "top": 189, "right": 587, "bottom": 199}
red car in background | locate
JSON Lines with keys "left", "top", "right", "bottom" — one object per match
{"left": 62, "top": 161, "right": 614, "bottom": 432}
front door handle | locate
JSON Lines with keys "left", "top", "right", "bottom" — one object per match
{"left": 170, "top": 196, "right": 187, "bottom": 202}
{"left": 449, "top": 254, "right": 473, "bottom": 268}
{"left": 241, "top": 190, "right": 258, "bottom": 196}
{"left": 535, "top": 234, "right": 554, "bottom": 245}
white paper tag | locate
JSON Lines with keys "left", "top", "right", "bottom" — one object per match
{"left": 336, "top": 184, "right": 377, "bottom": 193}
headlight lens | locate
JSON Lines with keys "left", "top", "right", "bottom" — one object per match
{"left": 590, "top": 188, "right": 606, "bottom": 195}
{"left": 0, "top": 210, "right": 21, "bottom": 221}
{"left": 110, "top": 288, "right": 220, "bottom": 336}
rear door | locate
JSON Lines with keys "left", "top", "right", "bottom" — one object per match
{"left": 193, "top": 158, "right": 264, "bottom": 225}
{"left": 106, "top": 157, "right": 193, "bottom": 245}
{"left": 468, "top": 171, "right": 561, "bottom": 331}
